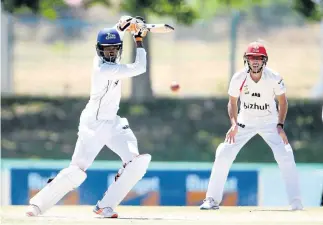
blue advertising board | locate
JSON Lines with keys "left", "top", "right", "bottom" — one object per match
{"left": 10, "top": 168, "right": 258, "bottom": 206}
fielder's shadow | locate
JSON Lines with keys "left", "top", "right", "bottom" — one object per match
{"left": 251, "top": 209, "right": 295, "bottom": 212}
{"left": 96, "top": 216, "right": 187, "bottom": 221}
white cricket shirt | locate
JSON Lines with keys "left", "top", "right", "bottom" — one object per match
{"left": 228, "top": 67, "right": 286, "bottom": 126}
{"left": 81, "top": 48, "right": 147, "bottom": 121}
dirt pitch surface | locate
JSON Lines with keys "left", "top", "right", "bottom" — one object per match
{"left": 1, "top": 206, "right": 323, "bottom": 225}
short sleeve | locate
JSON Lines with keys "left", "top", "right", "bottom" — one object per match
{"left": 228, "top": 75, "right": 246, "bottom": 98}
{"left": 274, "top": 76, "right": 286, "bottom": 95}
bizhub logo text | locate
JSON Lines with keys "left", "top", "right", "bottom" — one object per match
{"left": 244, "top": 102, "right": 269, "bottom": 110}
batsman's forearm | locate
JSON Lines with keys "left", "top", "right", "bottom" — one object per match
{"left": 228, "top": 101, "right": 238, "bottom": 125}
{"left": 278, "top": 100, "right": 288, "bottom": 124}
{"left": 136, "top": 41, "right": 144, "bottom": 48}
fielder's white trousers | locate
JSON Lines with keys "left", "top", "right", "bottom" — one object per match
{"left": 206, "top": 123, "right": 301, "bottom": 205}
{"left": 70, "top": 115, "right": 139, "bottom": 171}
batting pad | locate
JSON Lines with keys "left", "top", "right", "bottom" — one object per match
{"left": 98, "top": 154, "right": 151, "bottom": 209}
{"left": 30, "top": 166, "right": 86, "bottom": 214}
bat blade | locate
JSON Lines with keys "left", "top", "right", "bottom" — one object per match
{"left": 146, "top": 24, "right": 175, "bottom": 33}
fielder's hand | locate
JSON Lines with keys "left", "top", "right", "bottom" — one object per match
{"left": 277, "top": 126, "right": 289, "bottom": 144}
{"left": 225, "top": 124, "right": 239, "bottom": 144}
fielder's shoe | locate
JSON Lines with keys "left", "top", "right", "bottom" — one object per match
{"left": 93, "top": 203, "right": 118, "bottom": 218}
{"left": 200, "top": 197, "right": 220, "bottom": 210}
{"left": 26, "top": 204, "right": 41, "bottom": 217}
{"left": 291, "top": 199, "right": 304, "bottom": 211}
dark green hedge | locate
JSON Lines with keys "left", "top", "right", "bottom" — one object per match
{"left": 1, "top": 96, "right": 322, "bottom": 162}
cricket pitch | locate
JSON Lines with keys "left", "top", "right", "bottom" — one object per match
{"left": 1, "top": 206, "right": 323, "bottom": 225}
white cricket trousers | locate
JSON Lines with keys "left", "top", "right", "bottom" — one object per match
{"left": 206, "top": 123, "right": 301, "bottom": 205}
{"left": 70, "top": 114, "right": 139, "bottom": 171}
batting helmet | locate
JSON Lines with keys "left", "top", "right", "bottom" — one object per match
{"left": 96, "top": 28, "right": 123, "bottom": 63}
{"left": 243, "top": 42, "right": 268, "bottom": 73}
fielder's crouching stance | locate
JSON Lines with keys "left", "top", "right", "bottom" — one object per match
{"left": 26, "top": 17, "right": 151, "bottom": 218}
{"left": 200, "top": 42, "right": 303, "bottom": 211}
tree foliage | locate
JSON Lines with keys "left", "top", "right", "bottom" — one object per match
{"left": 293, "top": 0, "right": 322, "bottom": 21}
{"left": 216, "top": 0, "right": 322, "bottom": 21}
{"left": 119, "top": 0, "right": 198, "bottom": 25}
{"left": 1, "top": 0, "right": 111, "bottom": 19}
{"left": 1, "top": 0, "right": 66, "bottom": 19}
{"left": 2, "top": 0, "right": 321, "bottom": 22}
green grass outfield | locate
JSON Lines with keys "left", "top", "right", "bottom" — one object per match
{"left": 1, "top": 206, "right": 323, "bottom": 225}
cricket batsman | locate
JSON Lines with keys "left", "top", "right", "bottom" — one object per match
{"left": 200, "top": 42, "right": 303, "bottom": 211}
{"left": 26, "top": 16, "right": 150, "bottom": 218}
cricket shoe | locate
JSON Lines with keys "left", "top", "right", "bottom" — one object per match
{"left": 200, "top": 197, "right": 220, "bottom": 210}
{"left": 93, "top": 203, "right": 118, "bottom": 218}
{"left": 26, "top": 204, "right": 41, "bottom": 217}
{"left": 291, "top": 199, "right": 304, "bottom": 211}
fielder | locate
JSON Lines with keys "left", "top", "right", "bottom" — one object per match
{"left": 200, "top": 42, "right": 303, "bottom": 211}
{"left": 26, "top": 16, "right": 151, "bottom": 218}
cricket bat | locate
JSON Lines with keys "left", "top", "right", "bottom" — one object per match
{"left": 145, "top": 24, "right": 175, "bottom": 33}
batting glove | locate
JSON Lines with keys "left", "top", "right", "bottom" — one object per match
{"left": 117, "top": 15, "right": 133, "bottom": 31}
{"left": 130, "top": 17, "right": 147, "bottom": 41}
